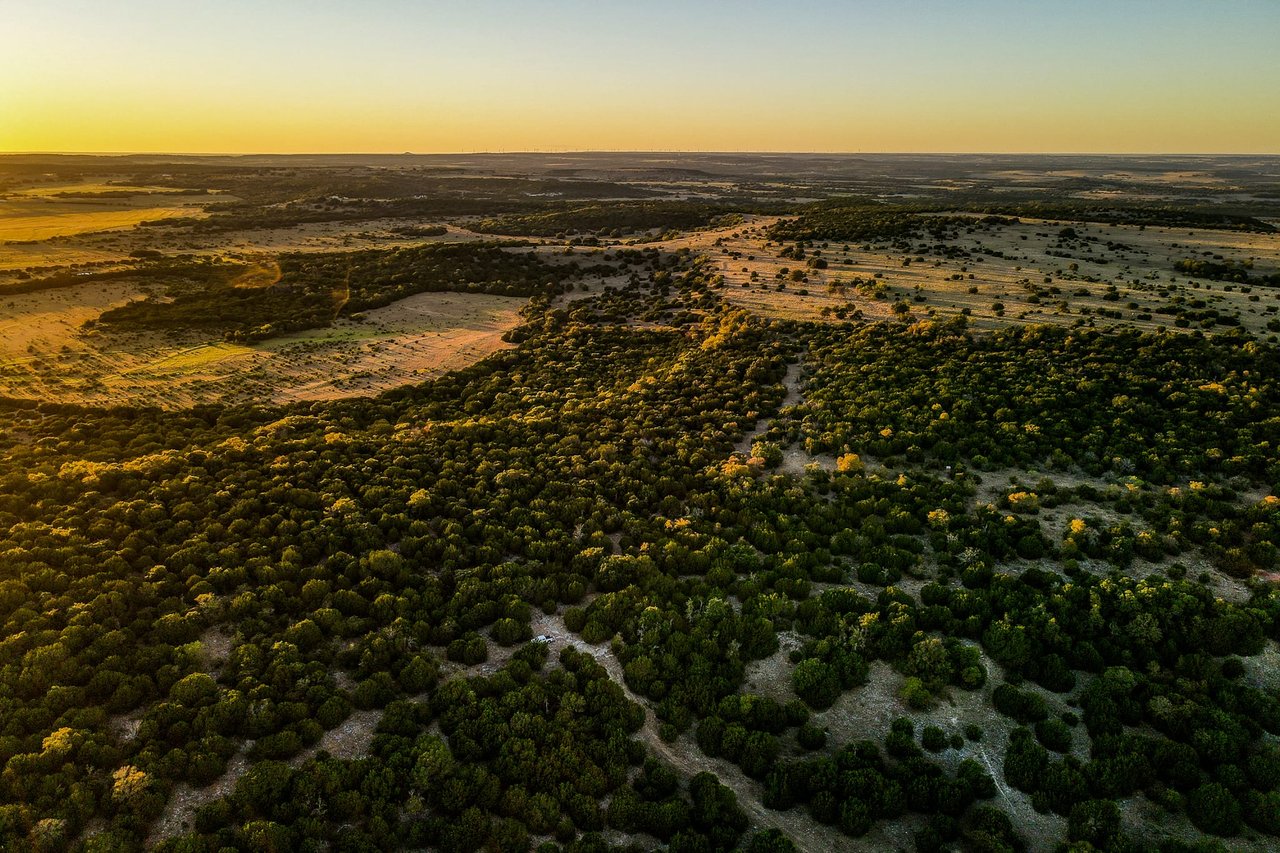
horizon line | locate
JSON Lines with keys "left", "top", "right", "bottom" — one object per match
{"left": 3, "top": 149, "right": 1280, "bottom": 159}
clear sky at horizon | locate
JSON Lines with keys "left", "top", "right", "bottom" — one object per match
{"left": 3, "top": 0, "right": 1278, "bottom": 154}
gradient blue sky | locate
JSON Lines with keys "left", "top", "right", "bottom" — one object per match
{"left": 2, "top": 0, "right": 1278, "bottom": 153}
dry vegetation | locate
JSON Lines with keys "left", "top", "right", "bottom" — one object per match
{"left": 0, "top": 217, "right": 483, "bottom": 274}
{"left": 0, "top": 181, "right": 223, "bottom": 247}
{"left": 667, "top": 215, "right": 1280, "bottom": 337}
{"left": 0, "top": 283, "right": 526, "bottom": 408}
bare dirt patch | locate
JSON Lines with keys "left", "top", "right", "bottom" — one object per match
{"left": 733, "top": 359, "right": 806, "bottom": 456}
{"left": 1242, "top": 640, "right": 1280, "bottom": 693}
{"left": 197, "top": 627, "right": 233, "bottom": 678}
{"left": 742, "top": 631, "right": 804, "bottom": 703}
{"left": 818, "top": 658, "right": 1067, "bottom": 851}
{"left": 107, "top": 709, "right": 145, "bottom": 745}
{"left": 291, "top": 709, "right": 383, "bottom": 767}
{"left": 149, "top": 751, "right": 250, "bottom": 847}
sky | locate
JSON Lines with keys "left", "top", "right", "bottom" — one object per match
{"left": 2, "top": 0, "right": 1278, "bottom": 154}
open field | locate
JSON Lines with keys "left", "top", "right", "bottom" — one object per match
{"left": 258, "top": 291, "right": 524, "bottom": 404}
{"left": 0, "top": 201, "right": 207, "bottom": 243}
{"left": 0, "top": 281, "right": 525, "bottom": 408}
{"left": 0, "top": 279, "right": 147, "bottom": 353}
{"left": 0, "top": 217, "right": 486, "bottom": 275}
{"left": 0, "top": 180, "right": 227, "bottom": 245}
{"left": 653, "top": 214, "right": 1280, "bottom": 336}
{"left": 8, "top": 181, "right": 208, "bottom": 197}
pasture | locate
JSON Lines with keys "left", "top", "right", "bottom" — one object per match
{"left": 0, "top": 279, "right": 525, "bottom": 408}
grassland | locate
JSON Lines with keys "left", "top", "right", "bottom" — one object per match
{"left": 0, "top": 217, "right": 485, "bottom": 276}
{"left": 6, "top": 207, "right": 1279, "bottom": 414}
{"left": 659, "top": 214, "right": 1280, "bottom": 337}
{"left": 0, "top": 280, "right": 526, "bottom": 408}
{"left": 0, "top": 180, "right": 225, "bottom": 245}
{"left": 8, "top": 181, "right": 200, "bottom": 198}
{"left": 0, "top": 202, "right": 205, "bottom": 243}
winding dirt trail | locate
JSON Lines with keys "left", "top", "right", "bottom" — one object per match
{"left": 729, "top": 357, "right": 839, "bottom": 480}
{"left": 529, "top": 611, "right": 903, "bottom": 852}
{"left": 733, "top": 359, "right": 805, "bottom": 456}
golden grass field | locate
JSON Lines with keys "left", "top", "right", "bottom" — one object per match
{"left": 0, "top": 217, "right": 480, "bottom": 274}
{"left": 8, "top": 181, "right": 191, "bottom": 197}
{"left": 0, "top": 280, "right": 525, "bottom": 408}
{"left": 0, "top": 196, "right": 535, "bottom": 409}
{"left": 0, "top": 180, "right": 225, "bottom": 245}
{"left": 0, "top": 202, "right": 203, "bottom": 243}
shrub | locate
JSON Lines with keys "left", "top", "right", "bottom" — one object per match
{"left": 797, "top": 724, "right": 828, "bottom": 751}
{"left": 1035, "top": 718, "right": 1073, "bottom": 753}
{"left": 1068, "top": 799, "right": 1121, "bottom": 849}
{"left": 1187, "top": 783, "right": 1242, "bottom": 836}
{"left": 792, "top": 659, "right": 841, "bottom": 709}
{"left": 993, "top": 683, "right": 1049, "bottom": 723}
{"left": 900, "top": 676, "right": 934, "bottom": 710}
{"left": 922, "top": 726, "right": 948, "bottom": 753}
